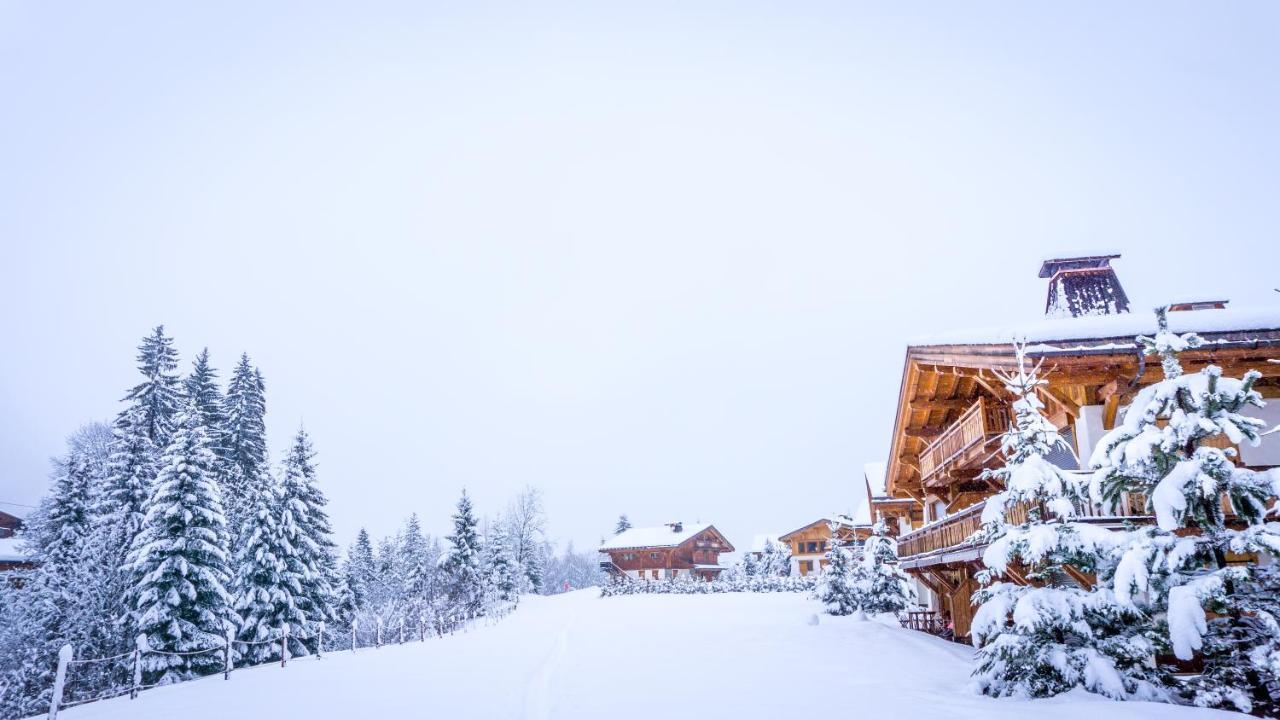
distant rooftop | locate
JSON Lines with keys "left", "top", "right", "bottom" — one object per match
{"left": 599, "top": 522, "right": 715, "bottom": 551}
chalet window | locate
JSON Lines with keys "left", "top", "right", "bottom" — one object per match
{"left": 806, "top": 542, "right": 818, "bottom": 553}
{"left": 650, "top": 552, "right": 660, "bottom": 560}
{"left": 819, "top": 541, "right": 827, "bottom": 552}
{"left": 651, "top": 570, "right": 659, "bottom": 579}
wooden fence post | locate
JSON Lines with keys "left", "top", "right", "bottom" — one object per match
{"left": 130, "top": 634, "right": 146, "bottom": 699}
{"left": 48, "top": 643, "right": 72, "bottom": 720}
{"left": 316, "top": 622, "right": 325, "bottom": 659}
{"left": 351, "top": 620, "right": 358, "bottom": 653}
{"left": 398, "top": 622, "right": 404, "bottom": 645}
{"left": 223, "top": 628, "right": 234, "bottom": 680}
{"left": 375, "top": 617, "right": 383, "bottom": 648}
{"left": 280, "top": 624, "right": 290, "bottom": 668}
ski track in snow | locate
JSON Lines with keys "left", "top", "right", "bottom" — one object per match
{"left": 524, "top": 624, "right": 570, "bottom": 720}
{"left": 51, "top": 590, "right": 1244, "bottom": 720}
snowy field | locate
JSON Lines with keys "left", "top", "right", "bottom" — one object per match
{"left": 53, "top": 590, "right": 1241, "bottom": 720}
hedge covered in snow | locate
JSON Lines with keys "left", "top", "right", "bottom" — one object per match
{"left": 599, "top": 574, "right": 817, "bottom": 597}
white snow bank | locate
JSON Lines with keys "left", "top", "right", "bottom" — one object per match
{"left": 53, "top": 590, "right": 1243, "bottom": 720}
{"left": 0, "top": 536, "right": 31, "bottom": 563}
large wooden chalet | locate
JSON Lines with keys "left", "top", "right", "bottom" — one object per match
{"left": 599, "top": 522, "right": 734, "bottom": 581}
{"left": 778, "top": 516, "right": 864, "bottom": 576}
{"left": 871, "top": 255, "right": 1280, "bottom": 641}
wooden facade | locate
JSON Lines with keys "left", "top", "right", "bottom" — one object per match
{"left": 599, "top": 523, "right": 735, "bottom": 581}
{"left": 778, "top": 519, "right": 864, "bottom": 576}
{"left": 872, "top": 259, "right": 1280, "bottom": 640}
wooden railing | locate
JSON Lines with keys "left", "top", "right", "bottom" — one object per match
{"left": 898, "top": 501, "right": 987, "bottom": 559}
{"left": 897, "top": 488, "right": 1151, "bottom": 561}
{"left": 918, "top": 397, "right": 1011, "bottom": 484}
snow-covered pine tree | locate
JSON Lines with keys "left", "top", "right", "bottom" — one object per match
{"left": 124, "top": 326, "right": 184, "bottom": 449}
{"left": 186, "top": 349, "right": 228, "bottom": 464}
{"left": 444, "top": 490, "right": 484, "bottom": 617}
{"left": 972, "top": 340, "right": 1161, "bottom": 700}
{"left": 278, "top": 427, "right": 338, "bottom": 645}
{"left": 223, "top": 354, "right": 268, "bottom": 537}
{"left": 346, "top": 528, "right": 376, "bottom": 614}
{"left": 125, "top": 403, "right": 236, "bottom": 684}
{"left": 398, "top": 514, "right": 431, "bottom": 635}
{"left": 816, "top": 539, "right": 864, "bottom": 616}
{"left": 483, "top": 521, "right": 518, "bottom": 605}
{"left": 758, "top": 539, "right": 792, "bottom": 577}
{"left": 1091, "top": 308, "right": 1280, "bottom": 713}
{"left": 615, "top": 514, "right": 632, "bottom": 534}
{"left": 859, "top": 521, "right": 914, "bottom": 615}
{"left": 232, "top": 471, "right": 308, "bottom": 664}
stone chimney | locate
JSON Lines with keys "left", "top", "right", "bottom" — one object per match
{"left": 668, "top": 521, "right": 683, "bottom": 533}
{"left": 1039, "top": 254, "right": 1130, "bottom": 318}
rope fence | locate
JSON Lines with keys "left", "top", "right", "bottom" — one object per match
{"left": 46, "top": 601, "right": 518, "bottom": 719}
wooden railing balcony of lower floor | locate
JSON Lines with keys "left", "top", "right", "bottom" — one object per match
{"left": 917, "top": 397, "right": 1011, "bottom": 487}
{"left": 896, "top": 492, "right": 1151, "bottom": 568}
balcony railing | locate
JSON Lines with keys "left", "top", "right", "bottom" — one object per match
{"left": 918, "top": 397, "right": 1011, "bottom": 486}
{"left": 897, "top": 489, "right": 1151, "bottom": 562}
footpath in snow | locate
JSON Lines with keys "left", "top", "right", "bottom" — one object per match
{"left": 55, "top": 590, "right": 1242, "bottom": 720}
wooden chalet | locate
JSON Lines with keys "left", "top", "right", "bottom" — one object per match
{"left": 778, "top": 518, "right": 858, "bottom": 576}
{"left": 599, "top": 522, "right": 735, "bottom": 581}
{"left": 0, "top": 509, "right": 35, "bottom": 577}
{"left": 872, "top": 255, "right": 1280, "bottom": 641}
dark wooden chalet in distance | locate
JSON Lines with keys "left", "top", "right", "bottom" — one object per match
{"left": 872, "top": 255, "right": 1280, "bottom": 640}
{"left": 0, "top": 509, "right": 35, "bottom": 576}
{"left": 599, "top": 522, "right": 734, "bottom": 581}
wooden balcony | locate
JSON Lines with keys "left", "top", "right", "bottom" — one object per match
{"left": 918, "top": 397, "right": 1011, "bottom": 487}
{"left": 897, "top": 487, "right": 1151, "bottom": 568}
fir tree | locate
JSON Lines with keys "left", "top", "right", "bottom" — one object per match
{"left": 232, "top": 473, "right": 308, "bottom": 664}
{"left": 278, "top": 428, "right": 338, "bottom": 640}
{"left": 223, "top": 354, "right": 268, "bottom": 536}
{"left": 1091, "top": 308, "right": 1280, "bottom": 713}
{"left": 185, "top": 349, "right": 228, "bottom": 463}
{"left": 444, "top": 490, "right": 484, "bottom": 616}
{"left": 124, "top": 326, "right": 183, "bottom": 449}
{"left": 972, "top": 341, "right": 1161, "bottom": 700}
{"left": 816, "top": 540, "right": 864, "bottom": 616}
{"left": 859, "top": 521, "right": 914, "bottom": 615}
{"left": 615, "top": 514, "right": 632, "bottom": 535}
{"left": 758, "top": 539, "right": 792, "bottom": 577}
{"left": 483, "top": 522, "right": 518, "bottom": 605}
{"left": 346, "top": 528, "right": 376, "bottom": 613}
{"left": 397, "top": 514, "right": 431, "bottom": 634}
{"left": 125, "top": 404, "right": 235, "bottom": 684}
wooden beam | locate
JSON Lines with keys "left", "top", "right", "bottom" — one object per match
{"left": 1062, "top": 566, "right": 1096, "bottom": 591}
{"left": 907, "top": 398, "right": 974, "bottom": 412}
{"left": 1102, "top": 394, "right": 1120, "bottom": 430}
{"left": 903, "top": 427, "right": 944, "bottom": 439}
{"left": 1003, "top": 564, "right": 1031, "bottom": 587}
{"left": 925, "top": 570, "right": 958, "bottom": 595}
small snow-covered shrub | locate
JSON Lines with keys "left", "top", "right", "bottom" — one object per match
{"left": 599, "top": 574, "right": 817, "bottom": 597}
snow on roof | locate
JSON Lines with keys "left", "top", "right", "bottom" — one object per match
{"left": 849, "top": 498, "right": 872, "bottom": 526}
{"left": 599, "top": 522, "right": 714, "bottom": 551}
{"left": 909, "top": 306, "right": 1280, "bottom": 349}
{"left": 749, "top": 534, "right": 781, "bottom": 553}
{"left": 863, "top": 462, "right": 887, "bottom": 497}
{"left": 0, "top": 537, "right": 32, "bottom": 563}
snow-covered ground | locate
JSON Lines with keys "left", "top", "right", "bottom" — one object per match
{"left": 55, "top": 590, "right": 1240, "bottom": 720}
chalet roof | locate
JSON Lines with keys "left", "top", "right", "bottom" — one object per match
{"left": 909, "top": 306, "right": 1280, "bottom": 351}
{"left": 599, "top": 523, "right": 719, "bottom": 551}
{"left": 0, "top": 537, "right": 32, "bottom": 563}
{"left": 864, "top": 462, "right": 887, "bottom": 498}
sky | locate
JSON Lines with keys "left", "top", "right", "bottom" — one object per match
{"left": 2, "top": 2, "right": 1279, "bottom": 555}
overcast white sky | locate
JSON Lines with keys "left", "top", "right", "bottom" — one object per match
{"left": 2, "top": 2, "right": 1279, "bottom": 554}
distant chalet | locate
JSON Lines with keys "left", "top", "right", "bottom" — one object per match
{"left": 0, "top": 509, "right": 34, "bottom": 576}
{"left": 599, "top": 522, "right": 734, "bottom": 581}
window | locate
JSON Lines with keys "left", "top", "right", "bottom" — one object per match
{"left": 650, "top": 552, "right": 660, "bottom": 560}
{"left": 800, "top": 560, "right": 814, "bottom": 575}
{"left": 807, "top": 542, "right": 818, "bottom": 553}
{"left": 651, "top": 570, "right": 659, "bottom": 579}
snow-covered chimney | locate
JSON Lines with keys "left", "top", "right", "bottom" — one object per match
{"left": 668, "top": 521, "right": 683, "bottom": 533}
{"left": 1039, "top": 254, "right": 1130, "bottom": 318}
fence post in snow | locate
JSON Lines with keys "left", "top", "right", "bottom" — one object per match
{"left": 398, "top": 622, "right": 404, "bottom": 645}
{"left": 223, "top": 627, "right": 234, "bottom": 680}
{"left": 48, "top": 643, "right": 72, "bottom": 720}
{"left": 317, "top": 622, "right": 325, "bottom": 659}
{"left": 376, "top": 617, "right": 383, "bottom": 648}
{"left": 351, "top": 619, "right": 358, "bottom": 653}
{"left": 281, "top": 624, "right": 290, "bottom": 668}
{"left": 131, "top": 634, "right": 146, "bottom": 699}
